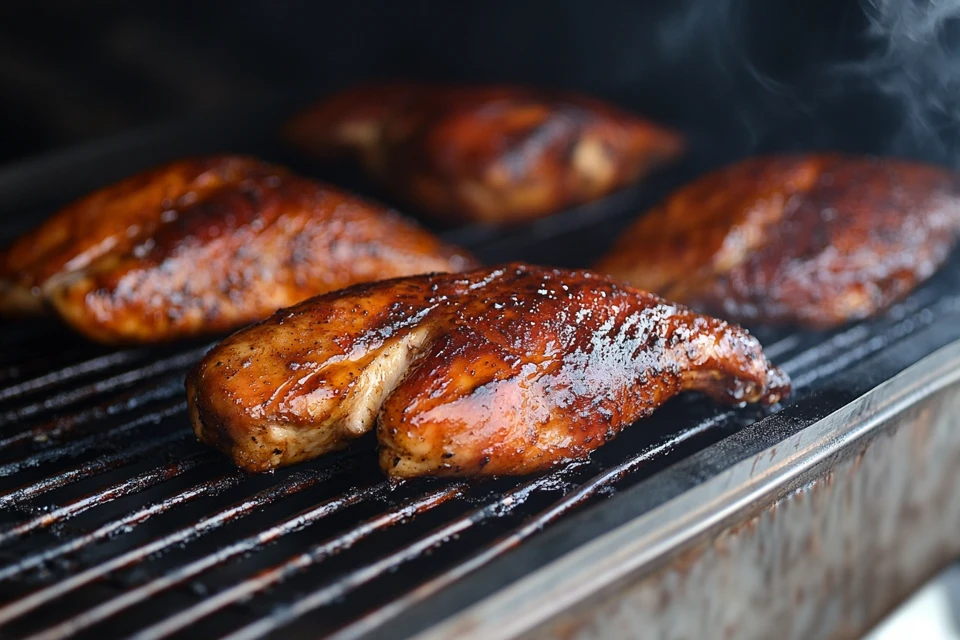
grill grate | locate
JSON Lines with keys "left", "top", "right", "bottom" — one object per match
{"left": 0, "top": 126, "right": 959, "bottom": 639}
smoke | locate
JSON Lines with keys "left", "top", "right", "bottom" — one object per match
{"left": 854, "top": 0, "right": 960, "bottom": 162}
{"left": 640, "top": 0, "right": 960, "bottom": 165}
{"left": 192, "top": 0, "right": 960, "bottom": 166}
{"left": 638, "top": 0, "right": 822, "bottom": 158}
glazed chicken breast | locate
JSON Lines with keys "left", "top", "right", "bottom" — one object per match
{"left": 595, "top": 154, "right": 960, "bottom": 329}
{"left": 284, "top": 83, "right": 684, "bottom": 225}
{"left": 186, "top": 264, "right": 789, "bottom": 477}
{"left": 0, "top": 155, "right": 476, "bottom": 343}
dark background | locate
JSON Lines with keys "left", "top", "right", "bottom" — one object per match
{"left": 1, "top": 0, "right": 940, "bottom": 169}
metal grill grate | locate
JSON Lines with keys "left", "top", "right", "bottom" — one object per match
{"left": 1, "top": 120, "right": 959, "bottom": 639}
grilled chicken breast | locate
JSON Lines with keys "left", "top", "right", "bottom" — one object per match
{"left": 595, "top": 154, "right": 960, "bottom": 329}
{"left": 285, "top": 83, "right": 684, "bottom": 225}
{"left": 186, "top": 264, "right": 789, "bottom": 476}
{"left": 0, "top": 155, "right": 476, "bottom": 343}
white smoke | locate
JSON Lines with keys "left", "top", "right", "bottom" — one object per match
{"left": 856, "top": 0, "right": 960, "bottom": 161}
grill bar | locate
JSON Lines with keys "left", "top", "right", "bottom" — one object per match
{"left": 0, "top": 375, "right": 184, "bottom": 452}
{"left": 0, "top": 426, "right": 190, "bottom": 508}
{"left": 0, "top": 453, "right": 207, "bottom": 544}
{"left": 35, "top": 484, "right": 466, "bottom": 640}
{"left": 0, "top": 345, "right": 96, "bottom": 380}
{"left": 787, "top": 303, "right": 956, "bottom": 388}
{"left": 0, "top": 471, "right": 246, "bottom": 583}
{"left": 220, "top": 468, "right": 587, "bottom": 640}
{"left": 0, "top": 401, "right": 187, "bottom": 478}
{"left": 0, "top": 345, "right": 209, "bottom": 426}
{"left": 0, "top": 349, "right": 151, "bottom": 402}
{"left": 0, "top": 457, "right": 362, "bottom": 625}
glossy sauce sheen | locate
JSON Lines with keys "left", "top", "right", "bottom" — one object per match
{"left": 596, "top": 154, "right": 960, "bottom": 328}
{"left": 0, "top": 156, "right": 261, "bottom": 315}
{"left": 186, "top": 264, "right": 789, "bottom": 477}
{"left": 0, "top": 155, "right": 476, "bottom": 343}
{"left": 285, "top": 84, "right": 684, "bottom": 225}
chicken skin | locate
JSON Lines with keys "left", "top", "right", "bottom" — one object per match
{"left": 595, "top": 154, "right": 960, "bottom": 329}
{"left": 186, "top": 264, "right": 789, "bottom": 477}
{"left": 0, "top": 155, "right": 476, "bottom": 343}
{"left": 284, "top": 83, "right": 684, "bottom": 225}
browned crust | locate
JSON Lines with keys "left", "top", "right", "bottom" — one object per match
{"left": 285, "top": 83, "right": 684, "bottom": 224}
{"left": 1, "top": 155, "right": 476, "bottom": 343}
{"left": 0, "top": 156, "right": 267, "bottom": 315}
{"left": 596, "top": 154, "right": 960, "bottom": 328}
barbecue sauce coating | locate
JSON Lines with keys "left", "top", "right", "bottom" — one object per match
{"left": 0, "top": 155, "right": 476, "bottom": 343}
{"left": 595, "top": 154, "right": 960, "bottom": 329}
{"left": 186, "top": 264, "right": 789, "bottom": 476}
{"left": 285, "top": 83, "right": 684, "bottom": 225}
{"left": 0, "top": 156, "right": 261, "bottom": 315}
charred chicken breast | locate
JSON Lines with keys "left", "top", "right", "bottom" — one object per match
{"left": 285, "top": 83, "right": 684, "bottom": 225}
{"left": 186, "top": 264, "right": 789, "bottom": 476}
{"left": 595, "top": 154, "right": 960, "bottom": 329}
{"left": 0, "top": 155, "right": 476, "bottom": 343}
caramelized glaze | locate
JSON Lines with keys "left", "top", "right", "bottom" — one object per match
{"left": 0, "top": 155, "right": 476, "bottom": 342}
{"left": 596, "top": 154, "right": 960, "bottom": 328}
{"left": 285, "top": 84, "right": 684, "bottom": 225}
{"left": 0, "top": 156, "right": 261, "bottom": 315}
{"left": 187, "top": 264, "right": 788, "bottom": 476}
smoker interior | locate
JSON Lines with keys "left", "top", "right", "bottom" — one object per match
{"left": 2, "top": 2, "right": 960, "bottom": 636}
{"left": 0, "top": 111, "right": 958, "bottom": 640}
